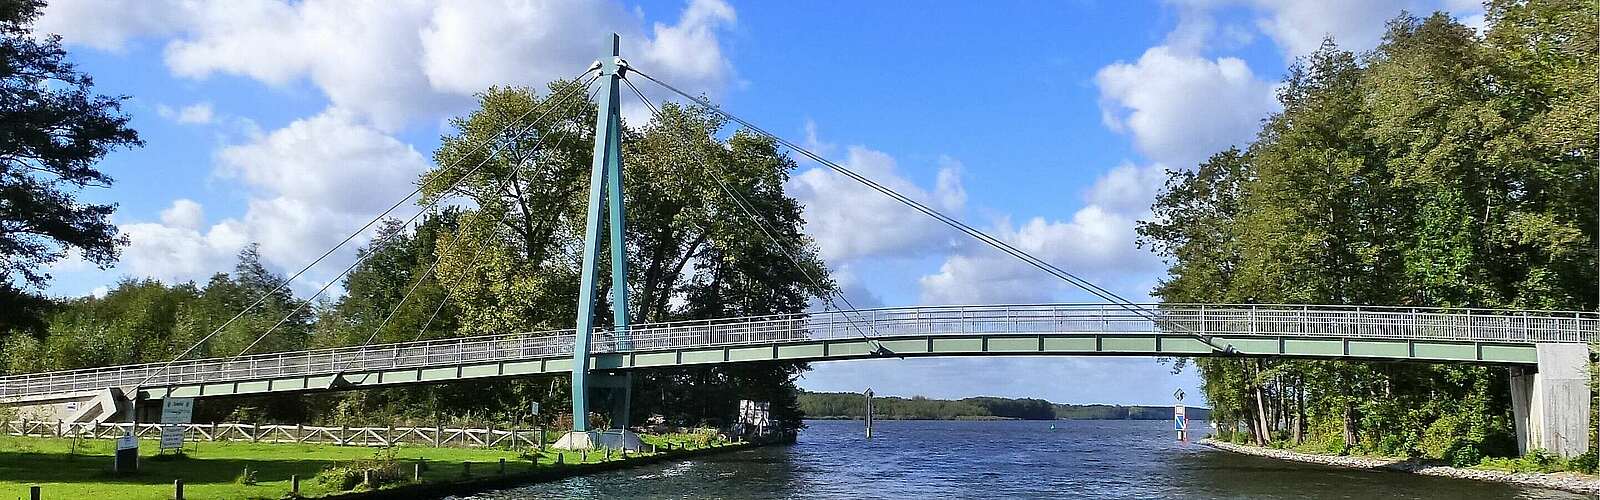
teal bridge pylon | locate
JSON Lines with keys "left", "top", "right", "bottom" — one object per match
{"left": 569, "top": 34, "right": 633, "bottom": 435}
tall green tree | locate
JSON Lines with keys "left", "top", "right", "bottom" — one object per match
{"left": 416, "top": 83, "right": 831, "bottom": 429}
{"left": 0, "top": 0, "right": 141, "bottom": 330}
{"left": 1139, "top": 1, "right": 1595, "bottom": 464}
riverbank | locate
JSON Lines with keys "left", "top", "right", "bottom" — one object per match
{"left": 1201, "top": 438, "right": 1600, "bottom": 495}
{"left": 0, "top": 433, "right": 743, "bottom": 499}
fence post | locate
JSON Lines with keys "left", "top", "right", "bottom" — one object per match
{"left": 414, "top": 462, "right": 422, "bottom": 481}
{"left": 251, "top": 422, "right": 260, "bottom": 443}
{"left": 499, "top": 458, "right": 505, "bottom": 474}
{"left": 291, "top": 474, "right": 299, "bottom": 495}
{"left": 174, "top": 479, "right": 184, "bottom": 500}
{"left": 29, "top": 485, "right": 39, "bottom": 500}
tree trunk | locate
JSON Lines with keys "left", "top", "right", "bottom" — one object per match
{"left": 1252, "top": 361, "right": 1271, "bottom": 446}
{"left": 1292, "top": 377, "right": 1305, "bottom": 445}
{"left": 1342, "top": 405, "right": 1358, "bottom": 454}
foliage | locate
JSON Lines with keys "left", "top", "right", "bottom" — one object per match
{"left": 1477, "top": 449, "right": 1596, "bottom": 474}
{"left": 1137, "top": 0, "right": 1595, "bottom": 464}
{"left": 797, "top": 391, "right": 1211, "bottom": 420}
{"left": 0, "top": 0, "right": 141, "bottom": 313}
{"left": 233, "top": 466, "right": 257, "bottom": 485}
{"left": 315, "top": 448, "right": 406, "bottom": 491}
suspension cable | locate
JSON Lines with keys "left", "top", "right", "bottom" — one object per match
{"left": 354, "top": 80, "right": 597, "bottom": 349}
{"left": 409, "top": 80, "right": 608, "bottom": 342}
{"left": 621, "top": 76, "right": 882, "bottom": 342}
{"left": 128, "top": 71, "right": 601, "bottom": 389}
{"left": 229, "top": 75, "right": 600, "bottom": 358}
{"left": 629, "top": 69, "right": 1231, "bottom": 353}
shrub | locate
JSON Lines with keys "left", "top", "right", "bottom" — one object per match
{"left": 235, "top": 467, "right": 257, "bottom": 486}
{"left": 314, "top": 448, "right": 405, "bottom": 491}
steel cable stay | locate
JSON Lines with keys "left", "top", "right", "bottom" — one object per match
{"left": 406, "top": 80, "right": 607, "bottom": 347}
{"left": 238, "top": 76, "right": 604, "bottom": 366}
{"left": 620, "top": 75, "right": 885, "bottom": 346}
{"left": 131, "top": 69, "right": 602, "bottom": 390}
{"left": 628, "top": 68, "right": 1233, "bottom": 353}
{"left": 229, "top": 74, "right": 602, "bottom": 360}
{"left": 341, "top": 77, "right": 601, "bottom": 359}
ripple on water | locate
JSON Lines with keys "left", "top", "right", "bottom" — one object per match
{"left": 463, "top": 421, "right": 1589, "bottom": 500}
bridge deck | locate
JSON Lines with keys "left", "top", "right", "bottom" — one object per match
{"left": 1, "top": 304, "right": 1593, "bottom": 403}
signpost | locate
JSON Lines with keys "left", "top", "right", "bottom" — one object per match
{"left": 737, "top": 400, "right": 771, "bottom": 437}
{"left": 160, "top": 398, "right": 194, "bottom": 454}
{"left": 114, "top": 432, "right": 138, "bottom": 473}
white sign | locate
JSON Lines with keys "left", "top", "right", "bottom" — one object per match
{"left": 1174, "top": 405, "right": 1188, "bottom": 431}
{"left": 116, "top": 433, "right": 138, "bottom": 451}
{"left": 160, "top": 425, "right": 184, "bottom": 451}
{"left": 161, "top": 398, "right": 194, "bottom": 424}
{"left": 738, "top": 400, "right": 771, "bottom": 428}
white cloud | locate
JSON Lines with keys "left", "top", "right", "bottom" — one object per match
{"left": 118, "top": 216, "right": 248, "bottom": 284}
{"left": 915, "top": 159, "right": 1168, "bottom": 306}
{"left": 1095, "top": 46, "right": 1278, "bottom": 169}
{"left": 1163, "top": 1, "right": 1480, "bottom": 61}
{"left": 918, "top": 207, "right": 1157, "bottom": 305}
{"left": 1250, "top": 0, "right": 1429, "bottom": 59}
{"left": 1087, "top": 163, "right": 1169, "bottom": 215}
{"left": 159, "top": 199, "right": 205, "bottom": 230}
{"left": 41, "top": 0, "right": 739, "bottom": 130}
{"left": 117, "top": 109, "right": 429, "bottom": 285}
{"left": 213, "top": 108, "right": 430, "bottom": 269}
{"left": 31, "top": 0, "right": 191, "bottom": 51}
{"left": 156, "top": 102, "right": 214, "bottom": 125}
{"left": 788, "top": 145, "right": 965, "bottom": 263}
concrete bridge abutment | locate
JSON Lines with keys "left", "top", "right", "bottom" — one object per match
{"left": 1510, "top": 343, "right": 1591, "bottom": 458}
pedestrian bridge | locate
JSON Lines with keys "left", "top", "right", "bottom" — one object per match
{"left": 2, "top": 303, "right": 1591, "bottom": 404}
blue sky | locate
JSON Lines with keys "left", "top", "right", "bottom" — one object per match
{"left": 33, "top": 0, "right": 1485, "bottom": 406}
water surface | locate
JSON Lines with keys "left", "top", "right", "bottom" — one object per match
{"left": 467, "top": 420, "right": 1584, "bottom": 499}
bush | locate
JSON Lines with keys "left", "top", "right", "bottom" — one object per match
{"left": 235, "top": 466, "right": 257, "bottom": 486}
{"left": 1476, "top": 449, "right": 1580, "bottom": 474}
{"left": 314, "top": 448, "right": 405, "bottom": 491}
{"left": 1569, "top": 451, "right": 1597, "bottom": 474}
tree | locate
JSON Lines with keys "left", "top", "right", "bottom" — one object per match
{"left": 1140, "top": 3, "right": 1596, "bottom": 462}
{"left": 421, "top": 83, "right": 831, "bottom": 429}
{"left": 0, "top": 0, "right": 141, "bottom": 326}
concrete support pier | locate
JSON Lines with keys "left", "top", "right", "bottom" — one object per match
{"left": 1510, "top": 343, "right": 1591, "bottom": 458}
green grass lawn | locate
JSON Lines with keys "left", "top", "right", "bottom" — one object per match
{"left": 0, "top": 432, "right": 724, "bottom": 499}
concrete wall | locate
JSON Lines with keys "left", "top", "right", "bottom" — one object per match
{"left": 1510, "top": 343, "right": 1591, "bottom": 458}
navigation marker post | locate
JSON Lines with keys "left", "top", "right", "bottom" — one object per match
{"left": 864, "top": 389, "right": 875, "bottom": 439}
{"left": 1173, "top": 389, "right": 1188, "bottom": 442}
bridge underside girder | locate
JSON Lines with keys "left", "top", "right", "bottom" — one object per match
{"left": 131, "top": 333, "right": 1537, "bottom": 401}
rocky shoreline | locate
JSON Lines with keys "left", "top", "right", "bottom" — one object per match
{"left": 1201, "top": 438, "right": 1600, "bottom": 495}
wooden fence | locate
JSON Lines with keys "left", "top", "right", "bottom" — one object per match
{"left": 4, "top": 419, "right": 546, "bottom": 449}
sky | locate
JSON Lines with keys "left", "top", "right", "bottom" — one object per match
{"left": 32, "top": 0, "right": 1487, "bottom": 406}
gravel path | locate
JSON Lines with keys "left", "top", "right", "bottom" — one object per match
{"left": 1201, "top": 438, "right": 1600, "bottom": 495}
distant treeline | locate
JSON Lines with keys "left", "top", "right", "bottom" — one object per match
{"left": 798, "top": 391, "right": 1210, "bottom": 421}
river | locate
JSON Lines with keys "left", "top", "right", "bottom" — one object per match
{"left": 464, "top": 420, "right": 1585, "bottom": 499}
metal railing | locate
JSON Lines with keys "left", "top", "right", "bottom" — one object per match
{"left": 2, "top": 303, "right": 1594, "bottom": 400}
